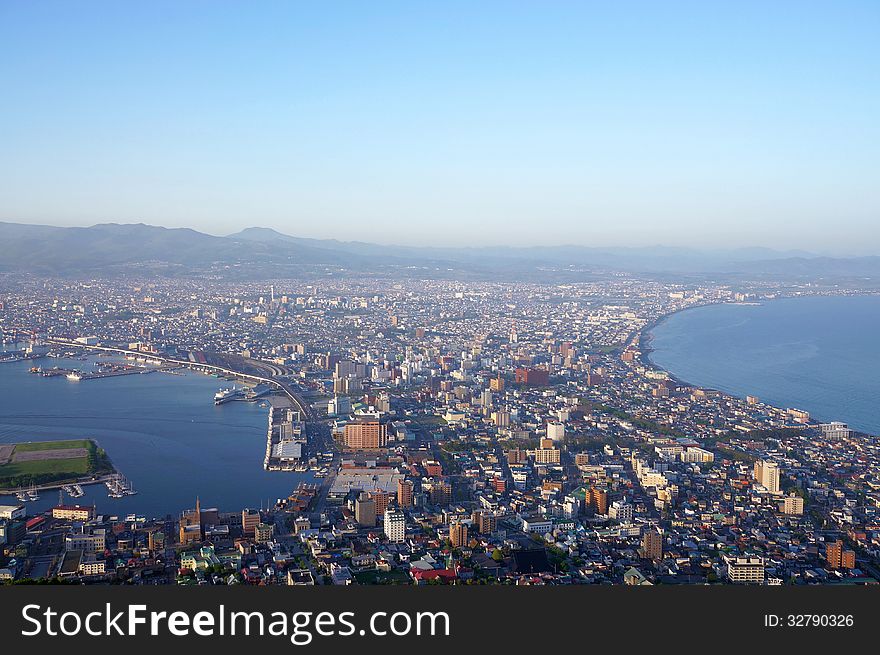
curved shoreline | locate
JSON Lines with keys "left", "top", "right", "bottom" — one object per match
{"left": 638, "top": 301, "right": 717, "bottom": 389}
{"left": 639, "top": 295, "right": 880, "bottom": 435}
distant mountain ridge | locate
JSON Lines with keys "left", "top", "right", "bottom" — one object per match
{"left": 0, "top": 220, "right": 878, "bottom": 281}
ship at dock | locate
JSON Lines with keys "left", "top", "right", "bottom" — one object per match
{"left": 214, "top": 383, "right": 272, "bottom": 405}
{"left": 214, "top": 386, "right": 242, "bottom": 404}
{"left": 105, "top": 474, "right": 137, "bottom": 498}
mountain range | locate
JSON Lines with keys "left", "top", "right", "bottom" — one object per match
{"left": 1, "top": 221, "right": 878, "bottom": 282}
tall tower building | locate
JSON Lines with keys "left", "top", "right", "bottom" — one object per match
{"left": 397, "top": 479, "right": 414, "bottom": 509}
{"left": 354, "top": 492, "right": 376, "bottom": 528}
{"left": 754, "top": 460, "right": 781, "bottom": 494}
{"left": 384, "top": 508, "right": 406, "bottom": 543}
{"left": 641, "top": 527, "right": 663, "bottom": 561}
{"left": 449, "top": 522, "right": 468, "bottom": 548}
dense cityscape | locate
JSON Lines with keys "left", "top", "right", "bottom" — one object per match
{"left": 2, "top": 272, "right": 878, "bottom": 586}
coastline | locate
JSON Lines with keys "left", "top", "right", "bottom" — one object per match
{"left": 0, "top": 357, "right": 310, "bottom": 518}
{"left": 637, "top": 295, "right": 880, "bottom": 435}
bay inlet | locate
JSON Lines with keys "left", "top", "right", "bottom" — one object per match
{"left": 0, "top": 355, "right": 313, "bottom": 518}
{"left": 648, "top": 295, "right": 880, "bottom": 435}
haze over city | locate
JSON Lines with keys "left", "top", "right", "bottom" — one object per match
{"left": 1, "top": 1, "right": 878, "bottom": 253}
{"left": 5, "top": 0, "right": 880, "bottom": 619}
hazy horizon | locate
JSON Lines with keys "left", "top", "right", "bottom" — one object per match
{"left": 1, "top": 1, "right": 878, "bottom": 253}
{"left": 0, "top": 218, "right": 866, "bottom": 258}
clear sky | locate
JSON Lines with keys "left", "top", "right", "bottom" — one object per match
{"left": 1, "top": 1, "right": 878, "bottom": 253}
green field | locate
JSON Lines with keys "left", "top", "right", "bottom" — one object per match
{"left": 14, "top": 439, "right": 92, "bottom": 453}
{"left": 0, "top": 439, "right": 114, "bottom": 489}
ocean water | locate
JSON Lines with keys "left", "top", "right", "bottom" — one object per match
{"left": 0, "top": 355, "right": 312, "bottom": 518}
{"left": 649, "top": 295, "right": 880, "bottom": 435}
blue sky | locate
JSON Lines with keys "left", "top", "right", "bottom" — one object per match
{"left": 1, "top": 1, "right": 878, "bottom": 252}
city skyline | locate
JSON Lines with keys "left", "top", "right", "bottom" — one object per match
{"left": 2, "top": 1, "right": 879, "bottom": 253}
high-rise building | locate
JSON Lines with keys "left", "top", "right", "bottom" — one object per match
{"left": 724, "top": 555, "right": 765, "bottom": 584}
{"left": 429, "top": 480, "right": 452, "bottom": 506}
{"left": 449, "top": 522, "right": 468, "bottom": 548}
{"left": 254, "top": 522, "right": 274, "bottom": 544}
{"left": 370, "top": 489, "right": 391, "bottom": 517}
{"left": 384, "top": 508, "right": 406, "bottom": 543}
{"left": 825, "top": 540, "right": 855, "bottom": 570}
{"left": 641, "top": 528, "right": 663, "bottom": 561}
{"left": 546, "top": 422, "right": 565, "bottom": 442}
{"left": 343, "top": 417, "right": 388, "bottom": 449}
{"left": 471, "top": 510, "right": 497, "bottom": 534}
{"left": 242, "top": 508, "right": 261, "bottom": 536}
{"left": 533, "top": 447, "right": 561, "bottom": 464}
{"left": 782, "top": 494, "right": 804, "bottom": 515}
{"left": 753, "top": 460, "right": 781, "bottom": 494}
{"left": 515, "top": 368, "right": 549, "bottom": 386}
{"left": 588, "top": 487, "right": 608, "bottom": 515}
{"left": 819, "top": 422, "right": 852, "bottom": 439}
{"left": 65, "top": 526, "right": 106, "bottom": 553}
{"left": 608, "top": 500, "right": 633, "bottom": 522}
{"left": 147, "top": 529, "right": 165, "bottom": 552}
{"left": 492, "top": 410, "right": 511, "bottom": 427}
{"left": 826, "top": 539, "right": 843, "bottom": 568}
{"left": 506, "top": 448, "right": 525, "bottom": 465}
{"left": 397, "top": 479, "right": 414, "bottom": 509}
{"left": 354, "top": 492, "right": 376, "bottom": 528}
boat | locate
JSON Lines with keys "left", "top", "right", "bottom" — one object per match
{"left": 66, "top": 371, "right": 82, "bottom": 381}
{"left": 72, "top": 484, "right": 84, "bottom": 497}
{"left": 27, "top": 483, "right": 40, "bottom": 501}
{"left": 15, "top": 489, "right": 28, "bottom": 502}
{"left": 214, "top": 386, "right": 243, "bottom": 404}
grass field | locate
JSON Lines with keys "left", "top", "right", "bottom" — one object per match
{"left": 0, "top": 439, "right": 113, "bottom": 488}
{"left": 13, "top": 439, "right": 91, "bottom": 452}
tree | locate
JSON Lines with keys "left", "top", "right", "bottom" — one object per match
{"left": 491, "top": 548, "right": 504, "bottom": 562}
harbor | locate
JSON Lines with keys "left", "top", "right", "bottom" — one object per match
{"left": 0, "top": 353, "right": 317, "bottom": 518}
{"left": 29, "top": 361, "right": 162, "bottom": 381}
{"left": 214, "top": 382, "right": 273, "bottom": 405}
{"left": 7, "top": 473, "right": 137, "bottom": 504}
{"left": 264, "top": 399, "right": 307, "bottom": 471}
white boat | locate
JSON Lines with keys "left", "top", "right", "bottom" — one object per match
{"left": 214, "top": 386, "right": 242, "bottom": 404}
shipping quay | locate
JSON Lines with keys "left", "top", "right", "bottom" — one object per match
{"left": 214, "top": 383, "right": 272, "bottom": 405}
{"left": 44, "top": 337, "right": 315, "bottom": 420}
{"left": 264, "top": 397, "right": 307, "bottom": 471}
{"left": 30, "top": 364, "right": 158, "bottom": 381}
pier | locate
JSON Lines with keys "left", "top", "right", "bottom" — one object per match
{"left": 29, "top": 363, "right": 157, "bottom": 381}
{"left": 45, "top": 338, "right": 316, "bottom": 420}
